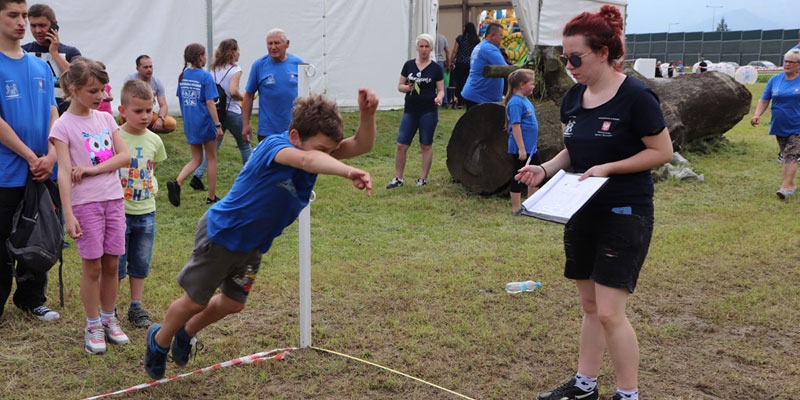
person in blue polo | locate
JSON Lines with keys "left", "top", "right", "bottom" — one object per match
{"left": 460, "top": 22, "right": 507, "bottom": 110}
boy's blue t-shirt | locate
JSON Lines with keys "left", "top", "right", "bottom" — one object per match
{"left": 0, "top": 52, "right": 56, "bottom": 187}
{"left": 207, "top": 131, "right": 317, "bottom": 253}
{"left": 506, "top": 94, "right": 538, "bottom": 154}
{"left": 176, "top": 68, "right": 219, "bottom": 144}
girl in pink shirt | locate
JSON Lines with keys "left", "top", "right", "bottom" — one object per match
{"left": 50, "top": 57, "right": 131, "bottom": 355}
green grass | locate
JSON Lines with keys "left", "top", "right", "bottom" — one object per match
{"left": 1, "top": 82, "right": 798, "bottom": 399}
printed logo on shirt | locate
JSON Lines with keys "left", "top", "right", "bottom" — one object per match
{"left": 408, "top": 72, "right": 432, "bottom": 85}
{"left": 180, "top": 80, "right": 202, "bottom": 107}
{"left": 278, "top": 179, "right": 297, "bottom": 197}
{"left": 596, "top": 117, "right": 619, "bottom": 137}
{"left": 564, "top": 118, "right": 576, "bottom": 137}
{"left": 82, "top": 130, "right": 114, "bottom": 166}
{"left": 4, "top": 81, "right": 21, "bottom": 100}
{"left": 120, "top": 146, "right": 155, "bottom": 201}
{"left": 264, "top": 74, "right": 276, "bottom": 86}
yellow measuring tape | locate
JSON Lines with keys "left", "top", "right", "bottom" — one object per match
{"left": 311, "top": 346, "right": 477, "bottom": 400}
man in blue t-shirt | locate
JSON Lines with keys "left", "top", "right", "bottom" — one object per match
{"left": 460, "top": 22, "right": 507, "bottom": 110}
{"left": 242, "top": 28, "right": 304, "bottom": 143}
{"left": 21, "top": 3, "right": 80, "bottom": 112}
{"left": 0, "top": 0, "right": 60, "bottom": 322}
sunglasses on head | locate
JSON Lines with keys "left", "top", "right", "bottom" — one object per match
{"left": 558, "top": 51, "right": 591, "bottom": 67}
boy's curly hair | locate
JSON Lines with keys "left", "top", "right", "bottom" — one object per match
{"left": 289, "top": 94, "right": 343, "bottom": 142}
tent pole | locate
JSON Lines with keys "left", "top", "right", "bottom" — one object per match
{"left": 206, "top": 0, "right": 213, "bottom": 67}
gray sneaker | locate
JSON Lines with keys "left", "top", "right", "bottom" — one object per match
{"left": 128, "top": 307, "right": 153, "bottom": 328}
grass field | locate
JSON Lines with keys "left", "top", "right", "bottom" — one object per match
{"left": 1, "top": 81, "right": 798, "bottom": 399}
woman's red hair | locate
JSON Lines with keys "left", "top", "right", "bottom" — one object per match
{"left": 562, "top": 5, "right": 625, "bottom": 65}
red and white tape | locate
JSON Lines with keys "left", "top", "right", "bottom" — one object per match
{"left": 82, "top": 347, "right": 296, "bottom": 400}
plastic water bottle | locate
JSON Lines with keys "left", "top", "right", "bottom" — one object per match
{"left": 505, "top": 280, "right": 542, "bottom": 294}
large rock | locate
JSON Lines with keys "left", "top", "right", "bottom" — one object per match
{"left": 448, "top": 56, "right": 751, "bottom": 194}
{"left": 634, "top": 70, "right": 752, "bottom": 150}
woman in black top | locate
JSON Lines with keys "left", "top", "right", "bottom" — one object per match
{"left": 448, "top": 22, "right": 479, "bottom": 108}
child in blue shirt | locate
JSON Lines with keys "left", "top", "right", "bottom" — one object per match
{"left": 505, "top": 68, "right": 539, "bottom": 213}
{"left": 166, "top": 43, "right": 224, "bottom": 206}
{"left": 144, "top": 89, "right": 378, "bottom": 380}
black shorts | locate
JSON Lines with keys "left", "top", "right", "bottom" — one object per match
{"left": 510, "top": 152, "right": 541, "bottom": 193}
{"left": 563, "top": 209, "right": 654, "bottom": 293}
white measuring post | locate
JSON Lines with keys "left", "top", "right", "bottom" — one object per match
{"left": 298, "top": 64, "right": 313, "bottom": 348}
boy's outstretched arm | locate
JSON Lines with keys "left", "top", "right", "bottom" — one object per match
{"left": 275, "top": 148, "right": 373, "bottom": 196}
{"left": 332, "top": 88, "right": 379, "bottom": 160}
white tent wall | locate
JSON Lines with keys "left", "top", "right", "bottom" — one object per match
{"left": 23, "top": 0, "right": 437, "bottom": 116}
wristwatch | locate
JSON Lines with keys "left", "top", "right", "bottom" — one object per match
{"left": 215, "top": 123, "right": 222, "bottom": 128}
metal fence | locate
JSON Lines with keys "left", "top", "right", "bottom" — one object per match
{"left": 626, "top": 28, "right": 799, "bottom": 66}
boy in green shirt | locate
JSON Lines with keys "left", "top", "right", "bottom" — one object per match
{"left": 117, "top": 79, "right": 167, "bottom": 328}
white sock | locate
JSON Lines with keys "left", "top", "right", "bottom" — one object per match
{"left": 100, "top": 311, "right": 115, "bottom": 324}
{"left": 574, "top": 373, "right": 597, "bottom": 391}
{"left": 616, "top": 388, "right": 639, "bottom": 400}
{"left": 86, "top": 317, "right": 101, "bottom": 327}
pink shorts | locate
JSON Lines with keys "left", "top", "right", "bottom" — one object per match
{"left": 73, "top": 199, "right": 126, "bottom": 260}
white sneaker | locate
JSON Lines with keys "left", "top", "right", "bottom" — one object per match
{"left": 30, "top": 305, "right": 60, "bottom": 321}
{"left": 85, "top": 324, "right": 107, "bottom": 354}
{"left": 103, "top": 317, "right": 130, "bottom": 345}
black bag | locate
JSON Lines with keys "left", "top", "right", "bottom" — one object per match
{"left": 214, "top": 66, "right": 234, "bottom": 123}
{"left": 6, "top": 173, "right": 65, "bottom": 306}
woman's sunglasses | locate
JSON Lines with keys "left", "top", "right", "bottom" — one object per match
{"left": 558, "top": 52, "right": 591, "bottom": 67}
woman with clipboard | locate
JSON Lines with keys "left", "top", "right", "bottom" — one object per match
{"left": 515, "top": 5, "right": 672, "bottom": 400}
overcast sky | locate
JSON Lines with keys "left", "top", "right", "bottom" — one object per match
{"left": 625, "top": 0, "right": 798, "bottom": 34}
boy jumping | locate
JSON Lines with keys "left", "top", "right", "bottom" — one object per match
{"left": 145, "top": 89, "right": 378, "bottom": 379}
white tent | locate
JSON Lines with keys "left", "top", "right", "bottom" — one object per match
{"left": 511, "top": 0, "right": 627, "bottom": 48}
{"left": 23, "top": 0, "right": 438, "bottom": 114}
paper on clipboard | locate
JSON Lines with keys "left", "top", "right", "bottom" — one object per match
{"left": 519, "top": 169, "right": 608, "bottom": 224}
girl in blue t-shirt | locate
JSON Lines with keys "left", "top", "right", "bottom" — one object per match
{"left": 166, "top": 43, "right": 224, "bottom": 207}
{"left": 504, "top": 68, "right": 539, "bottom": 213}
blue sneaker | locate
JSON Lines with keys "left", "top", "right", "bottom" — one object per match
{"left": 144, "top": 324, "right": 168, "bottom": 379}
{"left": 171, "top": 326, "right": 199, "bottom": 366}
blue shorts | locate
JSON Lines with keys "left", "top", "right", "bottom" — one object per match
{"left": 119, "top": 212, "right": 156, "bottom": 280}
{"left": 397, "top": 110, "right": 438, "bottom": 146}
{"left": 563, "top": 209, "right": 654, "bottom": 293}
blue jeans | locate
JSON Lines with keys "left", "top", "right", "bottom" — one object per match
{"left": 119, "top": 212, "right": 156, "bottom": 280}
{"left": 194, "top": 112, "right": 252, "bottom": 178}
{"left": 397, "top": 110, "right": 438, "bottom": 146}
